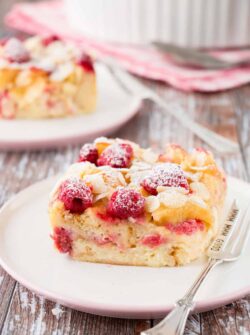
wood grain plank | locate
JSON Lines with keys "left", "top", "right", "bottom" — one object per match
{"left": 232, "top": 87, "right": 250, "bottom": 181}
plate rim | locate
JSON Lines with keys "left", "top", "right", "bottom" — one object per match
{"left": 0, "top": 175, "right": 249, "bottom": 319}
{"left": 0, "top": 99, "right": 142, "bottom": 151}
{"left": 0, "top": 63, "right": 143, "bottom": 151}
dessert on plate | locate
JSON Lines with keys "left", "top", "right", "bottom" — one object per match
{"left": 49, "top": 138, "right": 226, "bottom": 267}
{"left": 0, "top": 36, "right": 96, "bottom": 119}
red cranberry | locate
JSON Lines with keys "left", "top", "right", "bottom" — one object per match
{"left": 0, "top": 38, "right": 10, "bottom": 47}
{"left": 77, "top": 54, "right": 94, "bottom": 72}
{"left": 141, "top": 163, "right": 189, "bottom": 195}
{"left": 141, "top": 234, "right": 167, "bottom": 248}
{"left": 58, "top": 178, "right": 93, "bottom": 213}
{"left": 107, "top": 188, "right": 145, "bottom": 219}
{"left": 166, "top": 219, "right": 204, "bottom": 235}
{"left": 97, "top": 143, "right": 133, "bottom": 168}
{"left": 3, "top": 38, "right": 30, "bottom": 63}
{"left": 42, "top": 35, "right": 60, "bottom": 46}
{"left": 52, "top": 227, "right": 72, "bottom": 253}
{"left": 78, "top": 143, "right": 98, "bottom": 164}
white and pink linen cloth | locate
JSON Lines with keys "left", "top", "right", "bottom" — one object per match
{"left": 5, "top": 0, "right": 250, "bottom": 92}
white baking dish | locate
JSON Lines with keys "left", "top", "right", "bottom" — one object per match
{"left": 64, "top": 0, "right": 250, "bottom": 48}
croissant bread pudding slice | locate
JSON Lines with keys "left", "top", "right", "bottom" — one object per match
{"left": 49, "top": 138, "right": 226, "bottom": 267}
{"left": 0, "top": 36, "right": 96, "bottom": 119}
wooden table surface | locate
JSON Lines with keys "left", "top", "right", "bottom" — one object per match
{"left": 0, "top": 1, "right": 250, "bottom": 334}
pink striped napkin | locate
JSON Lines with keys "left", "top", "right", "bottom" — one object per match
{"left": 5, "top": 0, "right": 250, "bottom": 92}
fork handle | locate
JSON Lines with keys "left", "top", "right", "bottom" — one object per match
{"left": 150, "top": 94, "right": 238, "bottom": 154}
{"left": 141, "top": 300, "right": 194, "bottom": 335}
{"left": 142, "top": 258, "right": 222, "bottom": 335}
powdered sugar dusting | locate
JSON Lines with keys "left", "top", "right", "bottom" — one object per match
{"left": 108, "top": 187, "right": 145, "bottom": 219}
{"left": 127, "top": 162, "right": 152, "bottom": 186}
{"left": 141, "top": 163, "right": 189, "bottom": 195}
{"left": 58, "top": 177, "right": 93, "bottom": 213}
{"left": 78, "top": 143, "right": 98, "bottom": 163}
{"left": 97, "top": 143, "right": 133, "bottom": 168}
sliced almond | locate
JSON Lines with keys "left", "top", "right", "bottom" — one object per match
{"left": 156, "top": 186, "right": 189, "bottom": 194}
{"left": 145, "top": 196, "right": 160, "bottom": 212}
{"left": 84, "top": 174, "right": 108, "bottom": 194}
{"left": 190, "top": 182, "right": 210, "bottom": 200}
{"left": 50, "top": 62, "right": 74, "bottom": 81}
{"left": 158, "top": 191, "right": 187, "bottom": 208}
{"left": 189, "top": 195, "right": 208, "bottom": 209}
{"left": 141, "top": 149, "right": 158, "bottom": 164}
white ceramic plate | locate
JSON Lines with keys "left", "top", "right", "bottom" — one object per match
{"left": 0, "top": 176, "right": 249, "bottom": 319}
{"left": 0, "top": 65, "right": 141, "bottom": 151}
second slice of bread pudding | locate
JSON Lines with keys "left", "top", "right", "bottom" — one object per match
{"left": 49, "top": 138, "right": 226, "bottom": 267}
{"left": 0, "top": 36, "right": 96, "bottom": 119}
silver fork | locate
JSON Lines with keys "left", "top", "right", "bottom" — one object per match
{"left": 100, "top": 58, "right": 238, "bottom": 155}
{"left": 152, "top": 42, "right": 250, "bottom": 70}
{"left": 141, "top": 200, "right": 250, "bottom": 335}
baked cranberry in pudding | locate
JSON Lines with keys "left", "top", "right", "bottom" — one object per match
{"left": 107, "top": 188, "right": 145, "bottom": 219}
{"left": 97, "top": 143, "right": 133, "bottom": 168}
{"left": 78, "top": 143, "right": 98, "bottom": 164}
{"left": 166, "top": 219, "right": 204, "bottom": 235}
{"left": 141, "top": 234, "right": 167, "bottom": 248}
{"left": 58, "top": 178, "right": 93, "bottom": 213}
{"left": 52, "top": 227, "right": 72, "bottom": 253}
{"left": 141, "top": 163, "right": 189, "bottom": 195}
{"left": 41, "top": 35, "right": 60, "bottom": 46}
{"left": 77, "top": 54, "right": 94, "bottom": 72}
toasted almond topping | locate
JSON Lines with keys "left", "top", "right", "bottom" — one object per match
{"left": 141, "top": 149, "right": 158, "bottom": 164}
{"left": 190, "top": 182, "right": 210, "bottom": 200}
{"left": 189, "top": 195, "right": 208, "bottom": 209}
{"left": 84, "top": 174, "right": 108, "bottom": 194}
{"left": 188, "top": 165, "right": 213, "bottom": 172}
{"left": 95, "top": 192, "right": 109, "bottom": 202}
{"left": 94, "top": 137, "right": 113, "bottom": 144}
{"left": 117, "top": 172, "right": 127, "bottom": 186}
{"left": 145, "top": 196, "right": 160, "bottom": 212}
{"left": 184, "top": 171, "right": 202, "bottom": 182}
{"left": 66, "top": 162, "right": 93, "bottom": 177}
{"left": 50, "top": 62, "right": 74, "bottom": 81}
{"left": 158, "top": 191, "right": 187, "bottom": 208}
{"left": 156, "top": 186, "right": 189, "bottom": 194}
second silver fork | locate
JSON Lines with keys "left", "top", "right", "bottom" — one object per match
{"left": 141, "top": 200, "right": 250, "bottom": 335}
{"left": 101, "top": 59, "right": 238, "bottom": 155}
